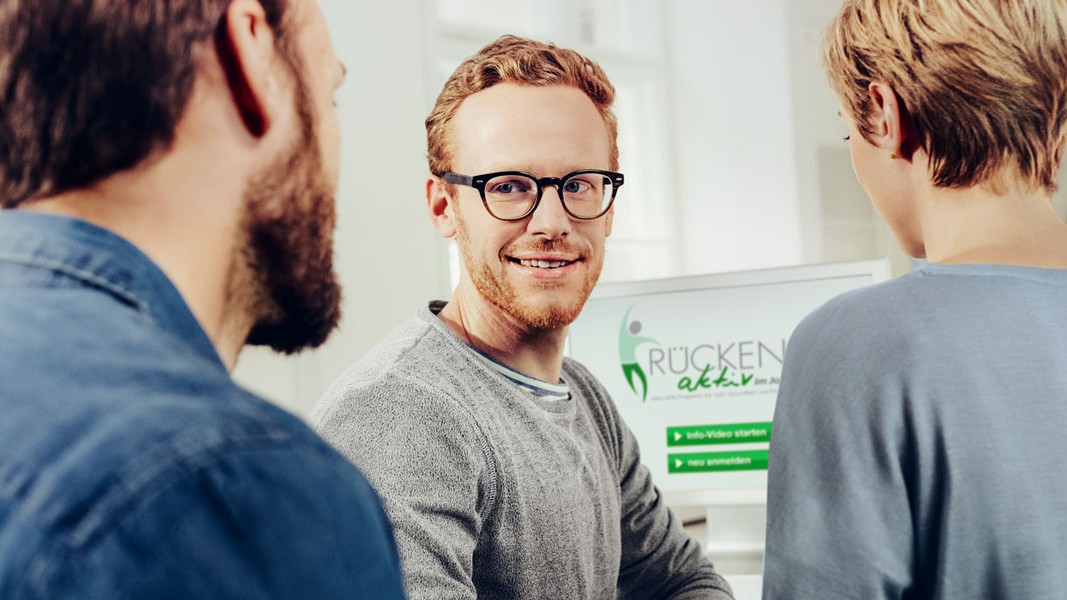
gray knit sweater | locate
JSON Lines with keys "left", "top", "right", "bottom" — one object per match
{"left": 310, "top": 301, "right": 733, "bottom": 600}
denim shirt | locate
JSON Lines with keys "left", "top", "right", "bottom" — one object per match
{"left": 0, "top": 211, "right": 406, "bottom": 599}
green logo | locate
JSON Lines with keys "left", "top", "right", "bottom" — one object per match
{"left": 618, "top": 307, "right": 776, "bottom": 401}
{"left": 618, "top": 306, "right": 659, "bottom": 402}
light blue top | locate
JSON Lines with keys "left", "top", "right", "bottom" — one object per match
{"left": 763, "top": 262, "right": 1067, "bottom": 599}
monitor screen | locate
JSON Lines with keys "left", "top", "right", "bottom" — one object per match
{"left": 567, "top": 259, "right": 891, "bottom": 507}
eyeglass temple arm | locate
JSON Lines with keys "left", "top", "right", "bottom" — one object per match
{"left": 441, "top": 172, "right": 473, "bottom": 186}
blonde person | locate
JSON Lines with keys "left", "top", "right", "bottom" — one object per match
{"left": 311, "top": 35, "right": 733, "bottom": 599}
{"left": 763, "top": 1, "right": 1067, "bottom": 598}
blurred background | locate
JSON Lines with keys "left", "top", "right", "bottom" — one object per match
{"left": 231, "top": 3, "right": 1067, "bottom": 596}
{"left": 234, "top": 0, "right": 1067, "bottom": 415}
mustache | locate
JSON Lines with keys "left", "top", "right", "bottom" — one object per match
{"left": 504, "top": 239, "right": 587, "bottom": 257}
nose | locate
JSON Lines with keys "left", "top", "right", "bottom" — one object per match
{"left": 526, "top": 185, "right": 573, "bottom": 239}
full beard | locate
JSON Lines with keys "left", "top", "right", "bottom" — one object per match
{"left": 454, "top": 215, "right": 602, "bottom": 331}
{"left": 238, "top": 77, "right": 342, "bottom": 354}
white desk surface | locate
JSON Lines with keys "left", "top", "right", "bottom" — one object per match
{"left": 723, "top": 573, "right": 762, "bottom": 599}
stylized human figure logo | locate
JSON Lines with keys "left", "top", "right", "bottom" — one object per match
{"left": 618, "top": 306, "right": 659, "bottom": 402}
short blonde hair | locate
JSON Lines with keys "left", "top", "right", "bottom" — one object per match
{"left": 824, "top": 0, "right": 1067, "bottom": 192}
{"left": 425, "top": 35, "right": 619, "bottom": 176}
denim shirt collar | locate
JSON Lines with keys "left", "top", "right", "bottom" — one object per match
{"left": 0, "top": 210, "right": 225, "bottom": 369}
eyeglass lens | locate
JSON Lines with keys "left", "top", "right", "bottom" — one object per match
{"left": 482, "top": 173, "right": 615, "bottom": 219}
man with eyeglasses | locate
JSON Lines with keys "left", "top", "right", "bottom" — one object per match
{"left": 311, "top": 35, "right": 733, "bottom": 600}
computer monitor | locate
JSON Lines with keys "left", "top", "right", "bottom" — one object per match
{"left": 568, "top": 259, "right": 892, "bottom": 508}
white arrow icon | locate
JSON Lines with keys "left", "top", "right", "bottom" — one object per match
{"left": 674, "top": 432, "right": 682, "bottom": 442}
{"left": 675, "top": 459, "right": 683, "bottom": 469}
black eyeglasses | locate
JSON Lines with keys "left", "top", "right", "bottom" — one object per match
{"left": 441, "top": 169, "right": 624, "bottom": 221}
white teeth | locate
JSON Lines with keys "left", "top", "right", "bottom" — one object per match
{"left": 518, "top": 259, "right": 569, "bottom": 269}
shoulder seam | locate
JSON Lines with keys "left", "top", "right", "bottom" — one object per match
{"left": 401, "top": 368, "right": 502, "bottom": 523}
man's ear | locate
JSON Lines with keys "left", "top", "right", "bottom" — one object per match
{"left": 868, "top": 81, "right": 913, "bottom": 159}
{"left": 427, "top": 176, "right": 458, "bottom": 238}
{"left": 603, "top": 204, "right": 614, "bottom": 238}
{"left": 215, "top": 0, "right": 284, "bottom": 138}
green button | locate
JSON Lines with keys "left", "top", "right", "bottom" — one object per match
{"left": 668, "top": 450, "right": 769, "bottom": 473}
{"left": 666, "top": 422, "right": 773, "bottom": 447}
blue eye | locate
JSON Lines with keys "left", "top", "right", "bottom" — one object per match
{"left": 566, "top": 179, "right": 593, "bottom": 193}
{"left": 490, "top": 178, "right": 533, "bottom": 193}
{"left": 486, "top": 176, "right": 535, "bottom": 198}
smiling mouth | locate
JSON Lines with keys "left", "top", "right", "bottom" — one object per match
{"left": 510, "top": 258, "right": 578, "bottom": 269}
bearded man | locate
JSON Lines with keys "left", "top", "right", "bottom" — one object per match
{"left": 0, "top": 0, "right": 403, "bottom": 596}
{"left": 311, "top": 35, "right": 734, "bottom": 600}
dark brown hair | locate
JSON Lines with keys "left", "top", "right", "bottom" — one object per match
{"left": 0, "top": 0, "right": 289, "bottom": 207}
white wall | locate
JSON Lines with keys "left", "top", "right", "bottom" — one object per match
{"left": 234, "top": 0, "right": 1067, "bottom": 418}
{"left": 230, "top": 1, "right": 874, "bottom": 417}
{"left": 787, "top": 0, "right": 851, "bottom": 262}
{"left": 666, "top": 0, "right": 804, "bottom": 275}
